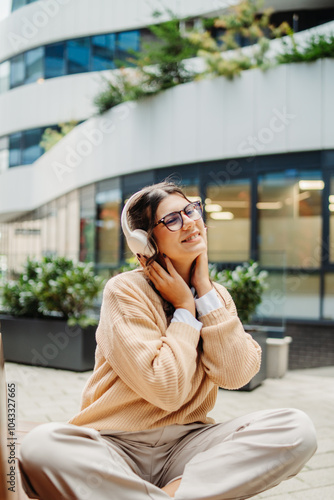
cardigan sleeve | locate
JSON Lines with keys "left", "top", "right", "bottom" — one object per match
{"left": 95, "top": 277, "right": 201, "bottom": 412}
{"left": 199, "top": 284, "right": 262, "bottom": 390}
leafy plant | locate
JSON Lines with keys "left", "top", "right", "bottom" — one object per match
{"left": 277, "top": 33, "right": 334, "bottom": 64}
{"left": 190, "top": 0, "right": 290, "bottom": 79}
{"left": 40, "top": 121, "right": 78, "bottom": 152}
{"left": 94, "top": 70, "right": 152, "bottom": 115}
{"left": 94, "top": 12, "right": 199, "bottom": 114}
{"left": 209, "top": 261, "right": 268, "bottom": 324}
{"left": 1, "top": 257, "right": 105, "bottom": 327}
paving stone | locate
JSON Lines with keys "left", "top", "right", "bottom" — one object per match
{"left": 4, "top": 362, "right": 334, "bottom": 499}
{"left": 297, "top": 467, "right": 334, "bottom": 488}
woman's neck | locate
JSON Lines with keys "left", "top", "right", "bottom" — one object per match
{"left": 171, "top": 260, "right": 192, "bottom": 287}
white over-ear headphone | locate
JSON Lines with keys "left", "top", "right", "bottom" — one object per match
{"left": 121, "top": 191, "right": 155, "bottom": 257}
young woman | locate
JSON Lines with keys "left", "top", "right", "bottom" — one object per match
{"left": 19, "top": 181, "right": 317, "bottom": 500}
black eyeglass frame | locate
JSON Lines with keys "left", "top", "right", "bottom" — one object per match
{"left": 154, "top": 201, "right": 203, "bottom": 232}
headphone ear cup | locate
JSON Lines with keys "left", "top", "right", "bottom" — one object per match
{"left": 126, "top": 229, "right": 155, "bottom": 257}
{"left": 121, "top": 197, "right": 155, "bottom": 257}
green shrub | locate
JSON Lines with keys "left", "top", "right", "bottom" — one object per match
{"left": 209, "top": 261, "right": 268, "bottom": 324}
{"left": 1, "top": 257, "right": 105, "bottom": 327}
{"left": 40, "top": 121, "right": 78, "bottom": 152}
{"left": 277, "top": 33, "right": 334, "bottom": 64}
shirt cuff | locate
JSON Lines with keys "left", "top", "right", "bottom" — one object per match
{"left": 171, "top": 308, "right": 203, "bottom": 332}
{"left": 195, "top": 287, "right": 222, "bottom": 317}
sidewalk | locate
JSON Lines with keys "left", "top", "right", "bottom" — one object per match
{"left": 5, "top": 362, "right": 334, "bottom": 499}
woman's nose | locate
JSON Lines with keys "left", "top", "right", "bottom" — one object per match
{"left": 181, "top": 212, "right": 195, "bottom": 229}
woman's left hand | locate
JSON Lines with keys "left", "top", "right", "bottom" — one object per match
{"left": 190, "top": 231, "right": 212, "bottom": 297}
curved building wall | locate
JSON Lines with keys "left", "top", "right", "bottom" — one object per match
{"left": 0, "top": 59, "right": 333, "bottom": 219}
{"left": 0, "top": 0, "right": 231, "bottom": 62}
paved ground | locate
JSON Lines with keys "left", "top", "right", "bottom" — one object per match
{"left": 4, "top": 362, "right": 334, "bottom": 499}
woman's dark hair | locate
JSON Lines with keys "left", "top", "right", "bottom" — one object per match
{"left": 127, "top": 180, "right": 189, "bottom": 266}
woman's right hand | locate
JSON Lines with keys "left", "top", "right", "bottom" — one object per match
{"left": 138, "top": 255, "right": 196, "bottom": 317}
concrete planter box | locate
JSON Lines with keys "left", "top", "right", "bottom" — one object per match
{"left": 266, "top": 336, "right": 292, "bottom": 378}
{"left": 239, "top": 328, "right": 268, "bottom": 391}
{"left": 0, "top": 315, "right": 96, "bottom": 372}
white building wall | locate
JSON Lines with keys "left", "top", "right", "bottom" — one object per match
{"left": 0, "top": 0, "right": 236, "bottom": 63}
{"left": 0, "top": 58, "right": 333, "bottom": 221}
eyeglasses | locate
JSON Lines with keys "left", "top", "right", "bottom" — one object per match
{"left": 154, "top": 201, "right": 203, "bottom": 232}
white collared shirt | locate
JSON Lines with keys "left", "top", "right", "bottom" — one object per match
{"left": 170, "top": 286, "right": 222, "bottom": 331}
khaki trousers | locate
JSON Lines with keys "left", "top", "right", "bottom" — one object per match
{"left": 18, "top": 408, "right": 317, "bottom": 500}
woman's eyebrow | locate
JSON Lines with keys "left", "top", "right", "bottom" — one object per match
{"left": 160, "top": 203, "right": 190, "bottom": 219}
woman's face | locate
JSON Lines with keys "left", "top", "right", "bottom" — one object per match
{"left": 153, "top": 194, "right": 207, "bottom": 265}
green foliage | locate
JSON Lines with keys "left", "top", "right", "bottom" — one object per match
{"left": 94, "top": 70, "right": 152, "bottom": 115}
{"left": 209, "top": 261, "right": 268, "bottom": 324}
{"left": 191, "top": 0, "right": 289, "bottom": 78}
{"left": 94, "top": 13, "right": 199, "bottom": 114}
{"left": 93, "top": 0, "right": 332, "bottom": 113}
{"left": 111, "top": 257, "right": 139, "bottom": 276}
{"left": 277, "top": 33, "right": 334, "bottom": 64}
{"left": 40, "top": 121, "right": 78, "bottom": 152}
{"left": 1, "top": 257, "right": 105, "bottom": 327}
{"left": 138, "top": 15, "right": 198, "bottom": 90}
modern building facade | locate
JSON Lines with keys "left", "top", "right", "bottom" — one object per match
{"left": 0, "top": 0, "right": 334, "bottom": 324}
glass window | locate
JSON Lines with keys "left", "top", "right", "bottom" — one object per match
{"left": 116, "top": 30, "right": 140, "bottom": 65}
{"left": 0, "top": 61, "right": 10, "bottom": 94}
{"left": 66, "top": 190, "right": 80, "bottom": 261}
{"left": 25, "top": 47, "right": 44, "bottom": 84}
{"left": 330, "top": 177, "right": 334, "bottom": 263}
{"left": 80, "top": 185, "right": 96, "bottom": 262}
{"left": 11, "top": 0, "right": 26, "bottom": 11}
{"left": 324, "top": 273, "right": 334, "bottom": 320}
{"left": 10, "top": 53, "right": 25, "bottom": 88}
{"left": 96, "top": 180, "right": 121, "bottom": 265}
{"left": 206, "top": 179, "right": 251, "bottom": 262}
{"left": 91, "top": 34, "right": 116, "bottom": 71}
{"left": 9, "top": 132, "right": 22, "bottom": 167}
{"left": 0, "top": 136, "right": 9, "bottom": 173}
{"left": 11, "top": 0, "right": 38, "bottom": 11}
{"left": 67, "top": 37, "right": 90, "bottom": 74}
{"left": 258, "top": 171, "right": 323, "bottom": 267}
{"left": 285, "top": 272, "right": 320, "bottom": 319}
{"left": 256, "top": 270, "right": 286, "bottom": 324}
{"left": 45, "top": 42, "right": 66, "bottom": 79}
{"left": 22, "top": 128, "right": 43, "bottom": 164}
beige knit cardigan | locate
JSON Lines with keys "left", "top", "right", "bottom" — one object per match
{"left": 68, "top": 269, "right": 261, "bottom": 431}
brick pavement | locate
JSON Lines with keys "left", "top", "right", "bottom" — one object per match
{"left": 4, "top": 362, "right": 334, "bottom": 499}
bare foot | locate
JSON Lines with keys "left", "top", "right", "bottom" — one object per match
{"left": 161, "top": 478, "right": 182, "bottom": 497}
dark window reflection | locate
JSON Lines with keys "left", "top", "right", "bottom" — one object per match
{"left": 9, "top": 132, "right": 22, "bottom": 167}
{"left": 10, "top": 54, "right": 25, "bottom": 88}
{"left": 116, "top": 31, "right": 140, "bottom": 65}
{"left": 92, "top": 34, "right": 116, "bottom": 71}
{"left": 25, "top": 47, "right": 44, "bottom": 84}
{"left": 45, "top": 42, "right": 66, "bottom": 79}
{"left": 67, "top": 38, "right": 90, "bottom": 74}
{"left": 22, "top": 128, "right": 43, "bottom": 164}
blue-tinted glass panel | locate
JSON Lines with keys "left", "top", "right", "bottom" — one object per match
{"left": 0, "top": 61, "right": 10, "bottom": 94}
{"left": 12, "top": 0, "right": 38, "bottom": 10}
{"left": 0, "top": 136, "right": 9, "bottom": 173}
{"left": 25, "top": 47, "right": 44, "bottom": 84}
{"left": 11, "top": 0, "right": 26, "bottom": 11}
{"left": 45, "top": 42, "right": 66, "bottom": 78}
{"left": 10, "top": 54, "right": 25, "bottom": 88}
{"left": 9, "top": 132, "right": 22, "bottom": 167}
{"left": 91, "top": 34, "right": 116, "bottom": 71}
{"left": 116, "top": 31, "right": 140, "bottom": 65}
{"left": 22, "top": 128, "right": 43, "bottom": 164}
{"left": 67, "top": 38, "right": 90, "bottom": 74}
